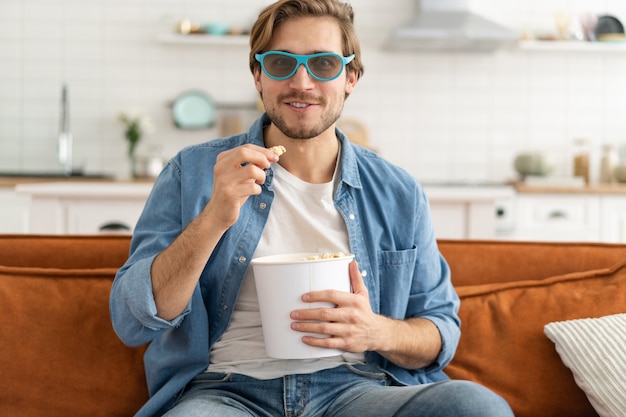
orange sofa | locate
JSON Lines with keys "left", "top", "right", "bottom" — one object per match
{"left": 1, "top": 234, "right": 625, "bottom": 417}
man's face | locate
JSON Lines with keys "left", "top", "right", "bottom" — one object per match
{"left": 254, "top": 16, "right": 358, "bottom": 140}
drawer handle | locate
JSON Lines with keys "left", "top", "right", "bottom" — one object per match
{"left": 99, "top": 222, "right": 131, "bottom": 232}
{"left": 548, "top": 211, "right": 567, "bottom": 219}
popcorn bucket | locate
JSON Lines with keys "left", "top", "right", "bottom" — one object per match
{"left": 250, "top": 253, "right": 353, "bottom": 359}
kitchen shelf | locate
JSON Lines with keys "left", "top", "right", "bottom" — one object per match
{"left": 518, "top": 39, "right": 626, "bottom": 52}
{"left": 157, "top": 33, "right": 248, "bottom": 46}
{"left": 157, "top": 33, "right": 626, "bottom": 53}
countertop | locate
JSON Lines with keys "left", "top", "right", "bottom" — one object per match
{"left": 14, "top": 180, "right": 155, "bottom": 198}
{"left": 0, "top": 176, "right": 153, "bottom": 188}
{"left": 514, "top": 182, "right": 626, "bottom": 194}
{"left": 5, "top": 176, "right": 626, "bottom": 196}
{"left": 423, "top": 184, "right": 515, "bottom": 201}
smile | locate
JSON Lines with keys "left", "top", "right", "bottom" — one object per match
{"left": 288, "top": 102, "right": 310, "bottom": 108}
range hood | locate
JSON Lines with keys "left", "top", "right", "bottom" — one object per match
{"left": 388, "top": 0, "right": 519, "bottom": 52}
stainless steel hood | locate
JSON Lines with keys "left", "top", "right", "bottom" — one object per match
{"left": 388, "top": 0, "right": 519, "bottom": 52}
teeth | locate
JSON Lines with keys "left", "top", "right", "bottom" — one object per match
{"left": 290, "top": 102, "right": 308, "bottom": 108}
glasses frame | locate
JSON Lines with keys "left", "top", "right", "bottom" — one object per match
{"left": 255, "top": 51, "right": 355, "bottom": 82}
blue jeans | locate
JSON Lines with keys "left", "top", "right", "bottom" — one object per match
{"left": 162, "top": 364, "right": 513, "bottom": 417}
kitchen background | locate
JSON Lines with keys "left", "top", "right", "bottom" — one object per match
{"left": 2, "top": 0, "right": 626, "bottom": 183}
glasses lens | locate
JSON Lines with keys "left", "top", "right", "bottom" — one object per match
{"left": 307, "top": 55, "right": 343, "bottom": 80}
{"left": 262, "top": 54, "right": 298, "bottom": 79}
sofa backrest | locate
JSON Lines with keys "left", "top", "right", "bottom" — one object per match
{"left": 438, "top": 239, "right": 626, "bottom": 286}
{"left": 0, "top": 234, "right": 131, "bottom": 269}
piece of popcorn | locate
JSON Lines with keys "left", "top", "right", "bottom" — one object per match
{"left": 269, "top": 145, "right": 286, "bottom": 156}
{"left": 304, "top": 252, "right": 347, "bottom": 261}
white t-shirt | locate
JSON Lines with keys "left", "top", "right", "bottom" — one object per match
{"left": 207, "top": 155, "right": 364, "bottom": 379}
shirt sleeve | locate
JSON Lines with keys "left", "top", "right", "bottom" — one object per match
{"left": 408, "top": 188, "right": 461, "bottom": 371}
{"left": 109, "top": 161, "right": 193, "bottom": 347}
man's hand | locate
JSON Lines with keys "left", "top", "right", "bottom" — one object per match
{"left": 290, "top": 260, "right": 442, "bottom": 369}
{"left": 205, "top": 144, "right": 280, "bottom": 229}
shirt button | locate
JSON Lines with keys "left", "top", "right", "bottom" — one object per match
{"left": 223, "top": 305, "right": 228, "bottom": 310}
{"left": 259, "top": 202, "right": 267, "bottom": 210}
{"left": 349, "top": 214, "right": 355, "bottom": 220}
{"left": 361, "top": 270, "right": 368, "bottom": 277}
{"left": 264, "top": 169, "right": 270, "bottom": 176}
{"left": 238, "top": 256, "right": 246, "bottom": 263}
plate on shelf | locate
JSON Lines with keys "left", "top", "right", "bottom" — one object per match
{"left": 172, "top": 90, "right": 216, "bottom": 129}
{"left": 594, "top": 15, "right": 624, "bottom": 40}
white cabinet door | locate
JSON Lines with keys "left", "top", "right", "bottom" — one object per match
{"left": 424, "top": 186, "right": 514, "bottom": 240}
{"left": 66, "top": 199, "right": 145, "bottom": 234}
{"left": 601, "top": 196, "right": 626, "bottom": 243}
{"left": 0, "top": 187, "right": 30, "bottom": 233}
{"left": 429, "top": 202, "right": 467, "bottom": 239}
{"left": 429, "top": 201, "right": 500, "bottom": 239}
{"left": 513, "top": 194, "right": 601, "bottom": 241}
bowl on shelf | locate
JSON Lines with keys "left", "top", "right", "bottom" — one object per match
{"left": 514, "top": 152, "right": 555, "bottom": 178}
{"left": 614, "top": 164, "right": 626, "bottom": 183}
{"left": 202, "top": 22, "right": 230, "bottom": 36}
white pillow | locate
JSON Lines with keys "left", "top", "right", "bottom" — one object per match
{"left": 544, "top": 313, "right": 626, "bottom": 417}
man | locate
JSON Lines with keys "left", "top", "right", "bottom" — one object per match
{"left": 110, "top": 0, "right": 514, "bottom": 416}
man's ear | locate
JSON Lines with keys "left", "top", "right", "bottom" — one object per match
{"left": 345, "top": 69, "right": 358, "bottom": 95}
{"left": 254, "top": 67, "right": 263, "bottom": 93}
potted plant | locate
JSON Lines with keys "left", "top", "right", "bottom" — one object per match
{"left": 117, "top": 109, "right": 154, "bottom": 178}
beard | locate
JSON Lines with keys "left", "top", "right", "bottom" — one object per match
{"left": 262, "top": 92, "right": 344, "bottom": 139}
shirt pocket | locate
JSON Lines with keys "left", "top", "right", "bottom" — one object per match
{"left": 377, "top": 246, "right": 418, "bottom": 316}
{"left": 378, "top": 246, "right": 417, "bottom": 267}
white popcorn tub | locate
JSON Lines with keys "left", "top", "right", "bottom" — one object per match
{"left": 250, "top": 252, "right": 354, "bottom": 359}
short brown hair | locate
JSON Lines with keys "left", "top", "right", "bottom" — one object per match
{"left": 249, "top": 0, "right": 364, "bottom": 80}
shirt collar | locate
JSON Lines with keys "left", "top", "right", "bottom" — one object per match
{"left": 248, "top": 114, "right": 363, "bottom": 190}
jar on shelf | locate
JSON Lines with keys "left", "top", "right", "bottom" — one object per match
{"left": 573, "top": 138, "right": 590, "bottom": 184}
{"left": 599, "top": 144, "right": 618, "bottom": 183}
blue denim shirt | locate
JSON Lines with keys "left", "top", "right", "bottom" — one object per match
{"left": 110, "top": 115, "right": 460, "bottom": 417}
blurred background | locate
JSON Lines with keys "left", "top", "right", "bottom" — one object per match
{"left": 2, "top": 0, "right": 626, "bottom": 184}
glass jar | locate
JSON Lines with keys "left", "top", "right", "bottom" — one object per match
{"left": 573, "top": 138, "right": 590, "bottom": 184}
{"left": 599, "top": 144, "right": 617, "bottom": 184}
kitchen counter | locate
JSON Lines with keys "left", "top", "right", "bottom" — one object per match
{"left": 15, "top": 181, "right": 154, "bottom": 198}
{"left": 515, "top": 183, "right": 626, "bottom": 194}
{"left": 0, "top": 176, "right": 153, "bottom": 187}
{"left": 423, "top": 184, "right": 514, "bottom": 200}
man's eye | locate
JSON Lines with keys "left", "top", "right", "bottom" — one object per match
{"left": 273, "top": 58, "right": 291, "bottom": 67}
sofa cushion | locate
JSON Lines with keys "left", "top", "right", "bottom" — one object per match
{"left": 545, "top": 313, "right": 626, "bottom": 417}
{"left": 0, "top": 265, "right": 147, "bottom": 417}
{"left": 444, "top": 258, "right": 626, "bottom": 417}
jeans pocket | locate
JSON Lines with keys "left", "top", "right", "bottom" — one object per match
{"left": 187, "top": 371, "right": 232, "bottom": 385}
{"left": 344, "top": 363, "right": 388, "bottom": 383}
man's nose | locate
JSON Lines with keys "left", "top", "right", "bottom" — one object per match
{"left": 288, "top": 63, "right": 315, "bottom": 88}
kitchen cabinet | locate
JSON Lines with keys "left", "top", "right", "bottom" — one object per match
{"left": 423, "top": 185, "right": 515, "bottom": 240}
{"left": 512, "top": 194, "right": 601, "bottom": 242}
{"left": 0, "top": 187, "right": 30, "bottom": 233}
{"left": 512, "top": 185, "right": 626, "bottom": 243}
{"left": 16, "top": 182, "right": 153, "bottom": 234}
{"left": 600, "top": 196, "right": 626, "bottom": 243}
